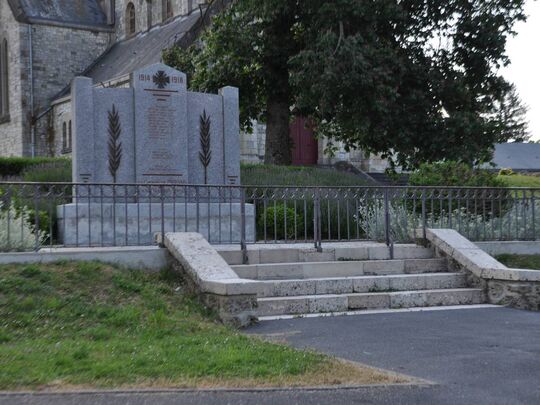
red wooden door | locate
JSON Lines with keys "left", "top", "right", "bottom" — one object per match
{"left": 290, "top": 117, "right": 318, "bottom": 165}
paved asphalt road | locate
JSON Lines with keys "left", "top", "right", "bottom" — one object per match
{"left": 1, "top": 307, "right": 539, "bottom": 405}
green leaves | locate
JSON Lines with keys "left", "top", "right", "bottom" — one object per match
{"left": 164, "top": 0, "right": 528, "bottom": 169}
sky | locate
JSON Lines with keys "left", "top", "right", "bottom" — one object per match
{"left": 503, "top": 0, "right": 540, "bottom": 140}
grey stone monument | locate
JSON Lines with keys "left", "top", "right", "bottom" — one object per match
{"left": 57, "top": 63, "right": 253, "bottom": 246}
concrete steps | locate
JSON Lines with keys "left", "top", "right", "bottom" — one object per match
{"left": 256, "top": 273, "right": 467, "bottom": 298}
{"left": 257, "top": 288, "right": 485, "bottom": 317}
{"left": 232, "top": 258, "right": 448, "bottom": 280}
{"left": 215, "top": 242, "right": 434, "bottom": 266}
{"left": 217, "top": 242, "right": 488, "bottom": 319}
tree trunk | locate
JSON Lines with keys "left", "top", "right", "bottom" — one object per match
{"left": 265, "top": 96, "right": 292, "bottom": 165}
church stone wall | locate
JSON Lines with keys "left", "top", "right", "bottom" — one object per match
{"left": 240, "top": 122, "right": 266, "bottom": 164}
{"left": 0, "top": 3, "right": 111, "bottom": 157}
{"left": 0, "top": 1, "right": 25, "bottom": 156}
{"left": 50, "top": 99, "right": 73, "bottom": 157}
{"left": 29, "top": 24, "right": 110, "bottom": 156}
{"left": 114, "top": 0, "right": 207, "bottom": 41}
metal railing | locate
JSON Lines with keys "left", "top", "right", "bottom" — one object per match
{"left": 0, "top": 182, "right": 538, "bottom": 257}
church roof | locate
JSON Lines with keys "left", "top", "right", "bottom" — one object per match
{"left": 7, "top": 0, "right": 111, "bottom": 31}
{"left": 85, "top": 10, "right": 203, "bottom": 84}
{"left": 490, "top": 143, "right": 540, "bottom": 171}
{"left": 50, "top": 1, "right": 231, "bottom": 102}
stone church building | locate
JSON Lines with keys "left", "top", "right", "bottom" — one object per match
{"left": 0, "top": 0, "right": 215, "bottom": 158}
{"left": 0, "top": 0, "right": 389, "bottom": 172}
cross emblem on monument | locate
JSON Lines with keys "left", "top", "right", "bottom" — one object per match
{"left": 152, "top": 70, "right": 170, "bottom": 89}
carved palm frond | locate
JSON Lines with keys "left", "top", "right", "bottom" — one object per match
{"left": 107, "top": 104, "right": 122, "bottom": 183}
{"left": 199, "top": 110, "right": 212, "bottom": 184}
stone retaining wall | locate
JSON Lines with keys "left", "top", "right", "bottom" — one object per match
{"left": 163, "top": 232, "right": 258, "bottom": 327}
{"left": 420, "top": 228, "right": 540, "bottom": 311}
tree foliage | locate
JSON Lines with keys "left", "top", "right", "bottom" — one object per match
{"left": 164, "top": 0, "right": 528, "bottom": 168}
{"left": 409, "top": 161, "right": 505, "bottom": 188}
{"left": 493, "top": 84, "right": 530, "bottom": 142}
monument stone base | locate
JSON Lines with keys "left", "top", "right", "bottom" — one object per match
{"left": 56, "top": 203, "right": 256, "bottom": 246}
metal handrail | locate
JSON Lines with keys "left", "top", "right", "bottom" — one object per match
{"left": 0, "top": 182, "right": 537, "bottom": 255}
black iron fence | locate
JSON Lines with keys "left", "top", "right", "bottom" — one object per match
{"left": 0, "top": 182, "right": 538, "bottom": 255}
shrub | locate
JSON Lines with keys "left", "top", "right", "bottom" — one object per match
{"left": 21, "top": 163, "right": 71, "bottom": 183}
{"left": 257, "top": 204, "right": 304, "bottom": 240}
{"left": 408, "top": 161, "right": 510, "bottom": 219}
{"left": 0, "top": 182, "right": 72, "bottom": 245}
{"left": 243, "top": 164, "right": 371, "bottom": 241}
{"left": 357, "top": 199, "right": 417, "bottom": 243}
{"left": 359, "top": 198, "right": 540, "bottom": 243}
{"left": 409, "top": 161, "right": 504, "bottom": 188}
{"left": 498, "top": 168, "right": 515, "bottom": 176}
{"left": 0, "top": 157, "right": 70, "bottom": 178}
{"left": 0, "top": 202, "right": 47, "bottom": 252}
{"left": 1, "top": 160, "right": 72, "bottom": 243}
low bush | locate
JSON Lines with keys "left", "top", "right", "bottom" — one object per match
{"left": 408, "top": 161, "right": 510, "bottom": 219}
{"left": 243, "top": 164, "right": 370, "bottom": 241}
{"left": 0, "top": 157, "right": 70, "bottom": 178}
{"left": 21, "top": 161, "right": 72, "bottom": 183}
{"left": 360, "top": 196, "right": 540, "bottom": 243}
{"left": 0, "top": 202, "right": 47, "bottom": 252}
{"left": 0, "top": 181, "right": 72, "bottom": 247}
{"left": 257, "top": 204, "right": 305, "bottom": 240}
{"left": 409, "top": 161, "right": 504, "bottom": 188}
{"left": 498, "top": 168, "right": 515, "bottom": 176}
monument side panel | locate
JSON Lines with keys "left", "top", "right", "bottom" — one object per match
{"left": 71, "top": 77, "right": 96, "bottom": 183}
{"left": 220, "top": 87, "right": 241, "bottom": 186}
{"left": 133, "top": 64, "right": 188, "bottom": 184}
{"left": 187, "top": 92, "right": 224, "bottom": 185}
{"left": 93, "top": 89, "right": 136, "bottom": 184}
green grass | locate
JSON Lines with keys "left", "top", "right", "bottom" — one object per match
{"left": 496, "top": 254, "right": 540, "bottom": 270}
{"left": 0, "top": 262, "right": 396, "bottom": 390}
{"left": 241, "top": 163, "right": 370, "bottom": 187}
{"left": 497, "top": 174, "right": 540, "bottom": 188}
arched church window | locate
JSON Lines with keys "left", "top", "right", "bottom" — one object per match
{"left": 68, "top": 120, "right": 72, "bottom": 151}
{"left": 62, "top": 122, "right": 67, "bottom": 152}
{"left": 147, "top": 0, "right": 153, "bottom": 29}
{"left": 126, "top": 2, "right": 136, "bottom": 35}
{"left": 0, "top": 38, "right": 9, "bottom": 118}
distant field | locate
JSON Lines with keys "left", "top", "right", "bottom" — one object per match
{"left": 497, "top": 174, "right": 540, "bottom": 188}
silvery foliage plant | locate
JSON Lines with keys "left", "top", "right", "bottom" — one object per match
{"left": 357, "top": 199, "right": 540, "bottom": 243}
{"left": 0, "top": 202, "right": 47, "bottom": 252}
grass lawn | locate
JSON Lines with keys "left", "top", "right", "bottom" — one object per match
{"left": 497, "top": 174, "right": 540, "bottom": 188}
{"left": 496, "top": 254, "right": 540, "bottom": 270}
{"left": 241, "top": 163, "right": 370, "bottom": 187}
{"left": 0, "top": 262, "right": 401, "bottom": 391}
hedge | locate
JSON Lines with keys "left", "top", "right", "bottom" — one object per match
{"left": 0, "top": 157, "right": 71, "bottom": 177}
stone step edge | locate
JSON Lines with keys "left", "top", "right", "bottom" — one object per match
{"left": 232, "top": 257, "right": 444, "bottom": 269}
{"left": 257, "top": 304, "right": 501, "bottom": 321}
{"left": 255, "top": 272, "right": 463, "bottom": 283}
{"left": 256, "top": 273, "right": 467, "bottom": 298}
{"left": 257, "top": 288, "right": 483, "bottom": 303}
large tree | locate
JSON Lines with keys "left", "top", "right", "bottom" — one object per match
{"left": 164, "top": 0, "right": 528, "bottom": 168}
